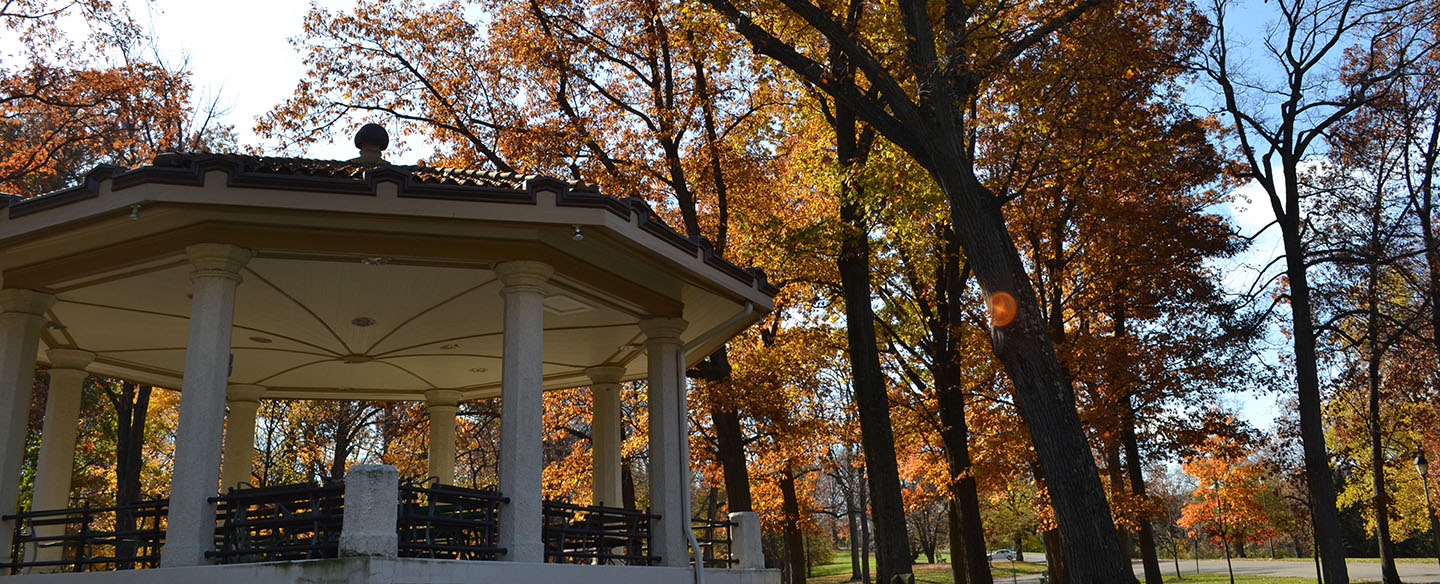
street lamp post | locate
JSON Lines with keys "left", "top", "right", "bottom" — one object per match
{"left": 1418, "top": 452, "right": 1440, "bottom": 569}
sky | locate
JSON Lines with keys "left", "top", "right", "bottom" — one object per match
{"left": 108, "top": 0, "right": 1290, "bottom": 429}
{"left": 128, "top": 0, "right": 359, "bottom": 160}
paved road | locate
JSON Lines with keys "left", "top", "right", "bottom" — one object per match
{"left": 992, "top": 559, "right": 1440, "bottom": 583}
{"left": 1155, "top": 559, "right": 1440, "bottom": 582}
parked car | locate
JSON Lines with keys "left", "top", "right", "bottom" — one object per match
{"left": 989, "top": 549, "right": 1017, "bottom": 562}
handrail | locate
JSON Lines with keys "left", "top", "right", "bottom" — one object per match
{"left": 2, "top": 499, "right": 168, "bottom": 574}
{"left": 542, "top": 500, "right": 659, "bottom": 565}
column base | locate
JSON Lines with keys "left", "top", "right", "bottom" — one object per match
{"left": 502, "top": 541, "right": 545, "bottom": 563}
{"left": 160, "top": 541, "right": 210, "bottom": 568}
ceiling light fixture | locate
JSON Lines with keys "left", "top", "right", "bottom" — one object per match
{"left": 352, "top": 317, "right": 376, "bottom": 327}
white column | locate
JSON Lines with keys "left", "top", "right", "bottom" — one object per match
{"left": 586, "top": 365, "right": 625, "bottom": 508}
{"left": 221, "top": 384, "right": 265, "bottom": 491}
{"left": 426, "top": 389, "right": 461, "bottom": 485}
{"left": 639, "top": 316, "right": 690, "bottom": 567}
{"left": 0, "top": 289, "right": 56, "bottom": 562}
{"left": 30, "top": 348, "right": 95, "bottom": 565}
{"left": 495, "top": 260, "right": 551, "bottom": 563}
{"left": 161, "top": 243, "right": 251, "bottom": 567}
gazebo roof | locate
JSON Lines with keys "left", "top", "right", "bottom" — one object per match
{"left": 0, "top": 151, "right": 776, "bottom": 401}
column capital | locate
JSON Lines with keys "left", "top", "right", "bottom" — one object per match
{"left": 494, "top": 261, "right": 553, "bottom": 292}
{"left": 425, "top": 389, "right": 462, "bottom": 407}
{"left": 226, "top": 384, "right": 266, "bottom": 403}
{"left": 46, "top": 348, "right": 94, "bottom": 371}
{"left": 186, "top": 243, "right": 252, "bottom": 281}
{"left": 638, "top": 317, "right": 688, "bottom": 342}
{"left": 0, "top": 289, "right": 56, "bottom": 317}
{"left": 585, "top": 365, "right": 627, "bottom": 386}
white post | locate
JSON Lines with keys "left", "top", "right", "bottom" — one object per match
{"left": 161, "top": 243, "right": 251, "bottom": 567}
{"left": 586, "top": 365, "right": 625, "bottom": 508}
{"left": 495, "top": 260, "right": 552, "bottom": 563}
{"left": 221, "top": 384, "right": 265, "bottom": 491}
{"left": 426, "top": 389, "right": 461, "bottom": 485}
{"left": 30, "top": 348, "right": 95, "bottom": 566}
{"left": 0, "top": 289, "right": 56, "bottom": 563}
{"left": 639, "top": 317, "right": 690, "bottom": 568}
{"left": 339, "top": 464, "right": 399, "bottom": 558}
{"left": 728, "top": 511, "right": 764, "bottom": 569}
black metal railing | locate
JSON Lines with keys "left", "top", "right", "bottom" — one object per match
{"left": 691, "top": 518, "right": 736, "bottom": 568}
{"left": 209, "top": 481, "right": 344, "bottom": 563}
{"left": 542, "top": 500, "right": 658, "bottom": 565}
{"left": 397, "top": 478, "right": 507, "bottom": 560}
{"left": 2, "top": 499, "right": 167, "bottom": 574}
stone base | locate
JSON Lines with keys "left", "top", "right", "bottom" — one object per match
{"left": 0, "top": 557, "right": 781, "bottom": 584}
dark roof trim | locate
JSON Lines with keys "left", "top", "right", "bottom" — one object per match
{"left": 6, "top": 152, "right": 778, "bottom": 299}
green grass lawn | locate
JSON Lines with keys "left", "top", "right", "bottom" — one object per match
{"left": 811, "top": 553, "right": 1415, "bottom": 584}
{"left": 810, "top": 553, "right": 1044, "bottom": 584}
{"left": 1161, "top": 575, "right": 1384, "bottom": 584}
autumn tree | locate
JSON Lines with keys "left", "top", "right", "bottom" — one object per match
{"left": 262, "top": 0, "right": 793, "bottom": 519}
{"left": 0, "top": 0, "right": 230, "bottom": 194}
{"left": 692, "top": 0, "right": 1194, "bottom": 574}
{"left": 1179, "top": 431, "right": 1276, "bottom": 584}
{"left": 1202, "top": 1, "right": 1434, "bottom": 579}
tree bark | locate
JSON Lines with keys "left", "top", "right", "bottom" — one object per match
{"left": 860, "top": 477, "right": 873, "bottom": 584}
{"left": 1280, "top": 217, "right": 1349, "bottom": 584}
{"left": 848, "top": 483, "right": 863, "bottom": 581}
{"left": 1104, "top": 443, "right": 1133, "bottom": 567}
{"left": 835, "top": 101, "right": 912, "bottom": 584}
{"left": 780, "top": 468, "right": 808, "bottom": 584}
{"left": 108, "top": 381, "right": 150, "bottom": 569}
{"left": 931, "top": 233, "right": 990, "bottom": 584}
{"left": 1367, "top": 346, "right": 1401, "bottom": 584}
{"left": 934, "top": 163, "right": 1129, "bottom": 583}
{"left": 1121, "top": 394, "right": 1164, "bottom": 584}
{"left": 1042, "top": 529, "right": 1068, "bottom": 584}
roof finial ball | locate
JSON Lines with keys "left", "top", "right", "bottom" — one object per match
{"left": 354, "top": 123, "right": 390, "bottom": 163}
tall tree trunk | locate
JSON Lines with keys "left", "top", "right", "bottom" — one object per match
{"left": 934, "top": 162, "right": 1130, "bottom": 583}
{"left": 848, "top": 483, "right": 863, "bottom": 581}
{"left": 780, "top": 468, "right": 807, "bottom": 584}
{"left": 1366, "top": 344, "right": 1401, "bottom": 584}
{"left": 709, "top": 399, "right": 752, "bottom": 511}
{"left": 107, "top": 381, "right": 150, "bottom": 569}
{"left": 1104, "top": 444, "right": 1133, "bottom": 567}
{"left": 931, "top": 235, "right": 990, "bottom": 584}
{"left": 860, "top": 478, "right": 873, "bottom": 584}
{"left": 1280, "top": 168, "right": 1349, "bottom": 584}
{"left": 1121, "top": 394, "right": 1164, "bottom": 584}
{"left": 835, "top": 106, "right": 911, "bottom": 584}
{"left": 1042, "top": 529, "right": 1068, "bottom": 584}
{"left": 622, "top": 461, "right": 637, "bottom": 510}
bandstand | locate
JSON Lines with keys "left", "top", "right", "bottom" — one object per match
{"left": 0, "top": 127, "right": 778, "bottom": 583}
